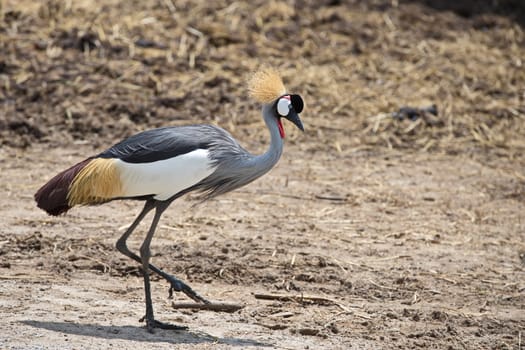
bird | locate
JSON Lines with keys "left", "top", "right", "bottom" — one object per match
{"left": 34, "top": 68, "right": 304, "bottom": 332}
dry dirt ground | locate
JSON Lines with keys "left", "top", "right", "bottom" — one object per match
{"left": 1, "top": 0, "right": 525, "bottom": 349}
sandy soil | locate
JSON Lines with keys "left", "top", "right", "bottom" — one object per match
{"left": 1, "top": 0, "right": 524, "bottom": 349}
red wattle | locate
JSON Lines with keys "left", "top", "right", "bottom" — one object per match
{"left": 277, "top": 119, "right": 285, "bottom": 138}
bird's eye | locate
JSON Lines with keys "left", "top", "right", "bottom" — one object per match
{"left": 277, "top": 97, "right": 291, "bottom": 117}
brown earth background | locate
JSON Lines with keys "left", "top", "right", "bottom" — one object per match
{"left": 1, "top": 0, "right": 524, "bottom": 349}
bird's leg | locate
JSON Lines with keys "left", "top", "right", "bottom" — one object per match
{"left": 116, "top": 200, "right": 155, "bottom": 253}
{"left": 116, "top": 201, "right": 209, "bottom": 304}
{"left": 139, "top": 202, "right": 186, "bottom": 333}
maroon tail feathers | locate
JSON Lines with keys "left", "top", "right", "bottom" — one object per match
{"left": 34, "top": 158, "right": 92, "bottom": 216}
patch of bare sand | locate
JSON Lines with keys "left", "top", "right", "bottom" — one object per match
{"left": 0, "top": 146, "right": 523, "bottom": 349}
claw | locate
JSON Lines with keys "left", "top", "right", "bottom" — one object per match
{"left": 165, "top": 276, "right": 210, "bottom": 304}
{"left": 140, "top": 315, "right": 187, "bottom": 333}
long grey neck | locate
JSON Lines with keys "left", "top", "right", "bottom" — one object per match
{"left": 251, "top": 103, "right": 284, "bottom": 175}
{"left": 196, "top": 103, "right": 284, "bottom": 199}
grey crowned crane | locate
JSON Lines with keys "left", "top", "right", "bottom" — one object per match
{"left": 34, "top": 68, "right": 304, "bottom": 332}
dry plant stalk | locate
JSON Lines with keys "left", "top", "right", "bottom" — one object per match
{"left": 172, "top": 302, "right": 244, "bottom": 313}
{"left": 253, "top": 292, "right": 352, "bottom": 312}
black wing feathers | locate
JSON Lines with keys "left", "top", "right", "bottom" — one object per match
{"left": 98, "top": 126, "right": 214, "bottom": 163}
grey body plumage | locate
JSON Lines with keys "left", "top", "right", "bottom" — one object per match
{"left": 98, "top": 103, "right": 287, "bottom": 202}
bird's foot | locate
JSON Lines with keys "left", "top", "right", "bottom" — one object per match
{"left": 139, "top": 315, "right": 187, "bottom": 333}
{"left": 167, "top": 276, "right": 210, "bottom": 304}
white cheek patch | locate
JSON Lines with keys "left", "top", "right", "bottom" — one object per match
{"left": 277, "top": 98, "right": 291, "bottom": 116}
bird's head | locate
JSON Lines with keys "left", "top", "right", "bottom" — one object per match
{"left": 248, "top": 68, "right": 304, "bottom": 138}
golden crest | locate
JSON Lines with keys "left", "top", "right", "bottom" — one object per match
{"left": 248, "top": 68, "right": 287, "bottom": 103}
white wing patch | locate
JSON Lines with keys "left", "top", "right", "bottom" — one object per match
{"left": 115, "top": 149, "right": 217, "bottom": 200}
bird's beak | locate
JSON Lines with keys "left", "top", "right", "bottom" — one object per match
{"left": 284, "top": 109, "right": 304, "bottom": 132}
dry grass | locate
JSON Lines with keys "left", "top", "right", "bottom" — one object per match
{"left": 0, "top": 0, "right": 523, "bottom": 167}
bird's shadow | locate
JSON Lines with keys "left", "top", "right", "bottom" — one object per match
{"left": 21, "top": 320, "right": 271, "bottom": 347}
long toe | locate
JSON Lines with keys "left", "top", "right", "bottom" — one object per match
{"left": 175, "top": 286, "right": 210, "bottom": 304}
{"left": 141, "top": 316, "right": 187, "bottom": 333}
{"left": 149, "top": 319, "right": 188, "bottom": 331}
{"left": 167, "top": 277, "right": 210, "bottom": 304}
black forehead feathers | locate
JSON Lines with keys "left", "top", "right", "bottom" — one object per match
{"left": 290, "top": 94, "right": 304, "bottom": 113}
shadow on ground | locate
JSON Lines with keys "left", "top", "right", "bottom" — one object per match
{"left": 22, "top": 320, "right": 270, "bottom": 347}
